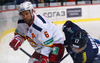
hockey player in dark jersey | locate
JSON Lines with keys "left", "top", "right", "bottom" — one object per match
{"left": 63, "top": 20, "right": 100, "bottom": 63}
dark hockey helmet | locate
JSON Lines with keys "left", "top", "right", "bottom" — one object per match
{"left": 70, "top": 30, "right": 88, "bottom": 48}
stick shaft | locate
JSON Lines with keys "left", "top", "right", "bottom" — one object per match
{"left": 20, "top": 48, "right": 69, "bottom": 63}
{"left": 59, "top": 53, "right": 69, "bottom": 62}
{"left": 20, "top": 48, "right": 31, "bottom": 57}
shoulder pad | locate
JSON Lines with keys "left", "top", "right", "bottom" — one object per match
{"left": 63, "top": 20, "right": 82, "bottom": 32}
{"left": 63, "top": 21, "right": 73, "bottom": 28}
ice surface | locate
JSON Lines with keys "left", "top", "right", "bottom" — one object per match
{"left": 0, "top": 21, "right": 100, "bottom": 63}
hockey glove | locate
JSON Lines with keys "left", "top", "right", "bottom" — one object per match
{"left": 40, "top": 55, "right": 49, "bottom": 63}
{"left": 9, "top": 36, "right": 23, "bottom": 51}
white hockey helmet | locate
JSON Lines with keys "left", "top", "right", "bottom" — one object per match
{"left": 19, "top": 1, "right": 34, "bottom": 14}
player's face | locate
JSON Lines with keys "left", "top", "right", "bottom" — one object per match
{"left": 21, "top": 10, "right": 32, "bottom": 24}
{"left": 71, "top": 46, "right": 86, "bottom": 53}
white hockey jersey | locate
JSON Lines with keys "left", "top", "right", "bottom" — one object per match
{"left": 15, "top": 13, "right": 64, "bottom": 56}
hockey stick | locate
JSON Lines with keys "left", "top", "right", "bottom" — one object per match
{"left": 59, "top": 53, "right": 69, "bottom": 62}
{"left": 55, "top": 53, "right": 69, "bottom": 63}
{"left": 20, "top": 47, "right": 69, "bottom": 63}
{"left": 20, "top": 48, "right": 32, "bottom": 58}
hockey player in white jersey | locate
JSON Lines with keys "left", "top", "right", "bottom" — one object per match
{"left": 9, "top": 1, "right": 65, "bottom": 63}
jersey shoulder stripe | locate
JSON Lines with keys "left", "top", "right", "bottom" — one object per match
{"left": 37, "top": 15, "right": 46, "bottom": 23}
{"left": 18, "top": 20, "right": 25, "bottom": 24}
{"left": 32, "top": 23, "right": 42, "bottom": 32}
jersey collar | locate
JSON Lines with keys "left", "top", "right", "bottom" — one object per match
{"left": 28, "top": 14, "right": 35, "bottom": 27}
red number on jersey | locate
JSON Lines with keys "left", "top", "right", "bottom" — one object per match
{"left": 44, "top": 31, "right": 49, "bottom": 38}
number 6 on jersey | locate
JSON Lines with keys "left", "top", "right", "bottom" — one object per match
{"left": 44, "top": 31, "right": 49, "bottom": 38}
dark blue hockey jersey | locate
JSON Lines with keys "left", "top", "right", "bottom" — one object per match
{"left": 63, "top": 21, "right": 98, "bottom": 63}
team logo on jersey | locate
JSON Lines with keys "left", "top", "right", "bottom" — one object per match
{"left": 15, "top": 29, "right": 18, "bottom": 33}
{"left": 66, "top": 27, "right": 74, "bottom": 33}
{"left": 52, "top": 47, "right": 59, "bottom": 55}
{"left": 29, "top": 29, "right": 32, "bottom": 33}
{"left": 43, "top": 38, "right": 53, "bottom": 45}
